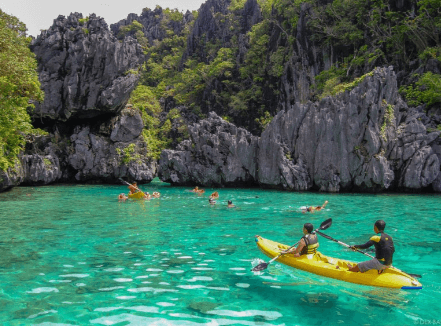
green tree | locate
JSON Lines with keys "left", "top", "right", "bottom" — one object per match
{"left": 0, "top": 10, "right": 45, "bottom": 171}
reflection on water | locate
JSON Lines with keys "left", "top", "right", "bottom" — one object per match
{"left": 0, "top": 182, "right": 440, "bottom": 324}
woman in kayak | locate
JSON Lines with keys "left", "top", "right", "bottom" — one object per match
{"left": 285, "top": 223, "right": 319, "bottom": 257}
{"left": 348, "top": 220, "right": 395, "bottom": 273}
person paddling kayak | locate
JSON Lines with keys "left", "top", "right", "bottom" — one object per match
{"left": 285, "top": 223, "right": 319, "bottom": 257}
{"left": 128, "top": 182, "right": 139, "bottom": 195}
{"left": 348, "top": 220, "right": 395, "bottom": 273}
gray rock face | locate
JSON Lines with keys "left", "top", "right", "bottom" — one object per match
{"left": 110, "top": 108, "right": 144, "bottom": 142}
{"left": 0, "top": 165, "right": 24, "bottom": 192}
{"left": 159, "top": 67, "right": 441, "bottom": 192}
{"left": 68, "top": 124, "right": 156, "bottom": 183}
{"left": 184, "top": 0, "right": 262, "bottom": 63}
{"left": 30, "top": 13, "right": 144, "bottom": 121}
{"left": 0, "top": 109, "right": 157, "bottom": 192}
{"left": 67, "top": 109, "right": 156, "bottom": 182}
{"left": 21, "top": 154, "right": 63, "bottom": 185}
{"left": 159, "top": 112, "right": 258, "bottom": 186}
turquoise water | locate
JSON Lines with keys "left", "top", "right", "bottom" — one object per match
{"left": 1, "top": 179, "right": 440, "bottom": 325}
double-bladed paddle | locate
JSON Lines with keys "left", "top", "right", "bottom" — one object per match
{"left": 252, "top": 218, "right": 332, "bottom": 272}
{"left": 315, "top": 230, "right": 422, "bottom": 279}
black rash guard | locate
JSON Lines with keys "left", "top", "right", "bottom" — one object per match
{"left": 354, "top": 231, "right": 395, "bottom": 265}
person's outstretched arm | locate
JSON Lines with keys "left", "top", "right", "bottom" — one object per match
{"left": 353, "top": 239, "right": 375, "bottom": 250}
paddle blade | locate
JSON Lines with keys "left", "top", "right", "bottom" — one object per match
{"left": 319, "top": 218, "right": 332, "bottom": 230}
{"left": 251, "top": 262, "right": 269, "bottom": 272}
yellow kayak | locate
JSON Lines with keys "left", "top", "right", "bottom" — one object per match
{"left": 255, "top": 236, "right": 422, "bottom": 290}
{"left": 128, "top": 191, "right": 144, "bottom": 199}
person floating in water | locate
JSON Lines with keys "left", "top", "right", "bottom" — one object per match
{"left": 192, "top": 186, "right": 205, "bottom": 194}
{"left": 152, "top": 192, "right": 160, "bottom": 198}
{"left": 348, "top": 220, "right": 395, "bottom": 274}
{"left": 302, "top": 200, "right": 328, "bottom": 213}
{"left": 227, "top": 200, "right": 235, "bottom": 208}
{"left": 143, "top": 192, "right": 151, "bottom": 200}
{"left": 210, "top": 191, "right": 219, "bottom": 199}
{"left": 118, "top": 193, "right": 128, "bottom": 201}
{"left": 285, "top": 223, "right": 319, "bottom": 257}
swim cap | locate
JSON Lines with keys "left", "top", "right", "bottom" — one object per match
{"left": 228, "top": 200, "right": 232, "bottom": 204}
{"left": 304, "top": 223, "right": 314, "bottom": 233}
{"left": 375, "top": 220, "right": 386, "bottom": 231}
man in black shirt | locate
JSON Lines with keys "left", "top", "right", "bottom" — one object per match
{"left": 348, "top": 220, "right": 395, "bottom": 273}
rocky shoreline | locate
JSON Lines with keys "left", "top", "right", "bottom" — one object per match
{"left": 2, "top": 66, "right": 440, "bottom": 193}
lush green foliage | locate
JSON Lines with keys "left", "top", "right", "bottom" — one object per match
{"left": 400, "top": 72, "right": 441, "bottom": 107}
{"left": 116, "top": 143, "right": 142, "bottom": 165}
{"left": 319, "top": 71, "right": 374, "bottom": 99}
{"left": 129, "top": 85, "right": 189, "bottom": 159}
{"left": 118, "top": 0, "right": 441, "bottom": 154}
{"left": 0, "top": 10, "right": 45, "bottom": 171}
{"left": 229, "top": 0, "right": 247, "bottom": 11}
{"left": 132, "top": 1, "right": 439, "bottom": 133}
{"left": 312, "top": 0, "right": 440, "bottom": 98}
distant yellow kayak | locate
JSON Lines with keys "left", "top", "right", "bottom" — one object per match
{"left": 255, "top": 236, "right": 422, "bottom": 290}
{"left": 128, "top": 192, "right": 144, "bottom": 199}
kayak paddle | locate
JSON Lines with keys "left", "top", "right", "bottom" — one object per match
{"left": 316, "top": 231, "right": 422, "bottom": 279}
{"left": 252, "top": 218, "right": 332, "bottom": 272}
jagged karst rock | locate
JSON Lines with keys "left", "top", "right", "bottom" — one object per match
{"left": 0, "top": 165, "right": 24, "bottom": 192}
{"left": 186, "top": 0, "right": 261, "bottom": 62}
{"left": 159, "top": 112, "right": 259, "bottom": 186}
{"left": 68, "top": 110, "right": 156, "bottom": 183}
{"left": 2, "top": 110, "right": 157, "bottom": 188}
{"left": 30, "top": 13, "right": 144, "bottom": 121}
{"left": 261, "top": 67, "right": 440, "bottom": 192}
{"left": 111, "top": 7, "right": 193, "bottom": 44}
{"left": 110, "top": 108, "right": 144, "bottom": 142}
{"left": 183, "top": 0, "right": 263, "bottom": 123}
{"left": 159, "top": 67, "right": 441, "bottom": 192}
{"left": 21, "top": 154, "right": 62, "bottom": 185}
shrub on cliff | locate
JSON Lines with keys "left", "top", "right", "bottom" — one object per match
{"left": 0, "top": 10, "right": 45, "bottom": 171}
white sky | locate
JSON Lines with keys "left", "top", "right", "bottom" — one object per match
{"left": 0, "top": 0, "right": 206, "bottom": 37}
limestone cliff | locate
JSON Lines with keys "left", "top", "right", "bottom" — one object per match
{"left": 159, "top": 67, "right": 441, "bottom": 192}
{"left": 30, "top": 13, "right": 144, "bottom": 121}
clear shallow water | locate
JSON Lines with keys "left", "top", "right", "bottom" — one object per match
{"left": 0, "top": 179, "right": 440, "bottom": 325}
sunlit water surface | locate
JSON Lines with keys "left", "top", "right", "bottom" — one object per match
{"left": 0, "top": 179, "right": 440, "bottom": 325}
